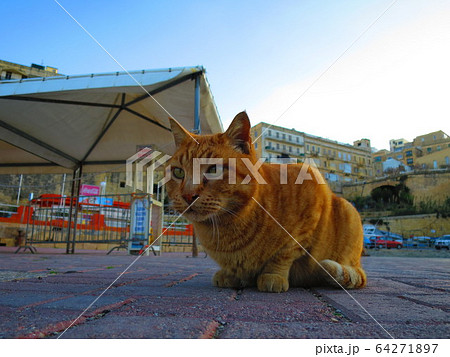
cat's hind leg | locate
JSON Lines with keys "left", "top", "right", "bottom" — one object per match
{"left": 319, "top": 259, "right": 367, "bottom": 289}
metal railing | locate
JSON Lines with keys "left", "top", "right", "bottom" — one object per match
{"left": 161, "top": 209, "right": 196, "bottom": 252}
{"left": 19, "top": 194, "right": 133, "bottom": 253}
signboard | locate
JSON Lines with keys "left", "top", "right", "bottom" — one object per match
{"left": 128, "top": 195, "right": 151, "bottom": 254}
{"left": 80, "top": 184, "right": 100, "bottom": 196}
{"left": 79, "top": 197, "right": 113, "bottom": 206}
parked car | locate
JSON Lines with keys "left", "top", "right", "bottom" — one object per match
{"left": 363, "top": 225, "right": 403, "bottom": 248}
{"left": 404, "top": 236, "right": 438, "bottom": 248}
{"left": 374, "top": 239, "right": 403, "bottom": 249}
{"left": 380, "top": 230, "right": 403, "bottom": 242}
{"left": 434, "top": 235, "right": 450, "bottom": 250}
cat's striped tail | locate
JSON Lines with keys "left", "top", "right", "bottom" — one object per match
{"left": 319, "top": 259, "right": 367, "bottom": 289}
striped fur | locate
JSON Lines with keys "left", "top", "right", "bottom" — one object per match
{"left": 166, "top": 112, "right": 367, "bottom": 292}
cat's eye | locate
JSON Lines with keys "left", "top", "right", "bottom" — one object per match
{"left": 172, "top": 167, "right": 185, "bottom": 179}
{"left": 206, "top": 165, "right": 217, "bottom": 174}
{"left": 206, "top": 164, "right": 223, "bottom": 176}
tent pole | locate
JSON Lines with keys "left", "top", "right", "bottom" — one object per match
{"left": 194, "top": 74, "right": 201, "bottom": 134}
{"left": 70, "top": 166, "right": 83, "bottom": 254}
{"left": 65, "top": 169, "right": 77, "bottom": 254}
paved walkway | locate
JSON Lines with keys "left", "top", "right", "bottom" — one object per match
{"left": 0, "top": 247, "right": 448, "bottom": 339}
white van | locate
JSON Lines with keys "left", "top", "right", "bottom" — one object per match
{"left": 435, "top": 235, "right": 450, "bottom": 250}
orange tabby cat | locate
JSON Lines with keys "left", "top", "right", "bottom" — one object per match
{"left": 166, "top": 112, "right": 366, "bottom": 292}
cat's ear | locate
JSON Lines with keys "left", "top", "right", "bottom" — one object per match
{"left": 225, "top": 111, "right": 252, "bottom": 154}
{"left": 169, "top": 117, "right": 190, "bottom": 147}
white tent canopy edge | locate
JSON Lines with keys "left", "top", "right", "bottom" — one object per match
{"left": 0, "top": 66, "right": 223, "bottom": 174}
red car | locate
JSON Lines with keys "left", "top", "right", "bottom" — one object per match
{"left": 374, "top": 239, "right": 403, "bottom": 249}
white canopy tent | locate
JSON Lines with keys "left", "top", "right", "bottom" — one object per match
{"left": 0, "top": 66, "right": 223, "bottom": 174}
{"left": 0, "top": 66, "right": 223, "bottom": 254}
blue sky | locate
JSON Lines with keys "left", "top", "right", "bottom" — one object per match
{"left": 2, "top": 0, "right": 449, "bottom": 150}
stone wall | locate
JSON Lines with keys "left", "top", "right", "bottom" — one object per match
{"left": 342, "top": 170, "right": 450, "bottom": 204}
{"left": 362, "top": 214, "right": 450, "bottom": 237}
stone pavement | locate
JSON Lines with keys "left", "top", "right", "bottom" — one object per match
{"left": 0, "top": 247, "right": 448, "bottom": 339}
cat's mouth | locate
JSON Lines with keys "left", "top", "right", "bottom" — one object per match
{"left": 185, "top": 207, "right": 214, "bottom": 222}
{"left": 182, "top": 205, "right": 223, "bottom": 223}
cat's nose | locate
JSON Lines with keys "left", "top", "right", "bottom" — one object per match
{"left": 182, "top": 193, "right": 199, "bottom": 205}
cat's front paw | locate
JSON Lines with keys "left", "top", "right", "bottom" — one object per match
{"left": 213, "top": 270, "right": 241, "bottom": 288}
{"left": 257, "top": 273, "right": 289, "bottom": 293}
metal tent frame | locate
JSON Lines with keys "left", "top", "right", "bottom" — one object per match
{"left": 0, "top": 66, "right": 223, "bottom": 253}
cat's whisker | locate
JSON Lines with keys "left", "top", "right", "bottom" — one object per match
{"left": 218, "top": 206, "right": 247, "bottom": 225}
{"left": 212, "top": 215, "right": 219, "bottom": 251}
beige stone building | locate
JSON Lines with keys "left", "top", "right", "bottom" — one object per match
{"left": 373, "top": 130, "right": 449, "bottom": 176}
{"left": 413, "top": 130, "right": 450, "bottom": 156}
{"left": 0, "top": 59, "right": 61, "bottom": 80}
{"left": 250, "top": 122, "right": 374, "bottom": 189}
{"left": 416, "top": 146, "right": 450, "bottom": 170}
{"left": 373, "top": 145, "right": 422, "bottom": 176}
{"left": 389, "top": 138, "right": 410, "bottom": 152}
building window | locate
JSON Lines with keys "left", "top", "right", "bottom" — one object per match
{"left": 338, "top": 152, "right": 342, "bottom": 159}
{"left": 433, "top": 160, "right": 438, "bottom": 169}
{"left": 306, "top": 145, "right": 310, "bottom": 151}
{"left": 406, "top": 150, "right": 412, "bottom": 157}
{"left": 297, "top": 147, "right": 300, "bottom": 154}
{"left": 446, "top": 156, "right": 449, "bottom": 165}
{"left": 282, "top": 133, "right": 286, "bottom": 140}
{"left": 254, "top": 130, "right": 258, "bottom": 137}
{"left": 5, "top": 72, "right": 12, "bottom": 80}
{"left": 288, "top": 135, "right": 292, "bottom": 141}
{"left": 276, "top": 132, "right": 279, "bottom": 138}
{"left": 407, "top": 158, "right": 413, "bottom": 165}
{"left": 374, "top": 156, "right": 381, "bottom": 162}
{"left": 312, "top": 146, "right": 315, "bottom": 152}
{"left": 348, "top": 154, "right": 351, "bottom": 161}
{"left": 296, "top": 137, "right": 299, "bottom": 143}
{"left": 317, "top": 147, "right": 321, "bottom": 153}
{"left": 283, "top": 144, "right": 286, "bottom": 150}
{"left": 397, "top": 154, "right": 403, "bottom": 159}
{"left": 268, "top": 130, "right": 272, "bottom": 136}
{"left": 433, "top": 135, "right": 436, "bottom": 140}
{"left": 276, "top": 143, "right": 280, "bottom": 149}
{"left": 255, "top": 143, "right": 258, "bottom": 149}
{"left": 427, "top": 147, "right": 432, "bottom": 153}
{"left": 437, "top": 146, "right": 441, "bottom": 151}
{"left": 289, "top": 146, "right": 292, "bottom": 153}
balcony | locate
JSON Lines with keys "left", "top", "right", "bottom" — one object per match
{"left": 263, "top": 132, "right": 304, "bottom": 145}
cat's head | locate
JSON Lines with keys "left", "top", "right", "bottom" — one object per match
{"left": 165, "top": 112, "right": 259, "bottom": 222}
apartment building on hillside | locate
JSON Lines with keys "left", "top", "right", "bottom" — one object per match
{"left": 413, "top": 130, "right": 450, "bottom": 155}
{"left": 389, "top": 138, "right": 411, "bottom": 152}
{"left": 373, "top": 130, "right": 450, "bottom": 176}
{"left": 373, "top": 145, "right": 422, "bottom": 176}
{"left": 250, "top": 122, "right": 374, "bottom": 189}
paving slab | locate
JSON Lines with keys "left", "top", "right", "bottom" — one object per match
{"left": 0, "top": 247, "right": 448, "bottom": 339}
